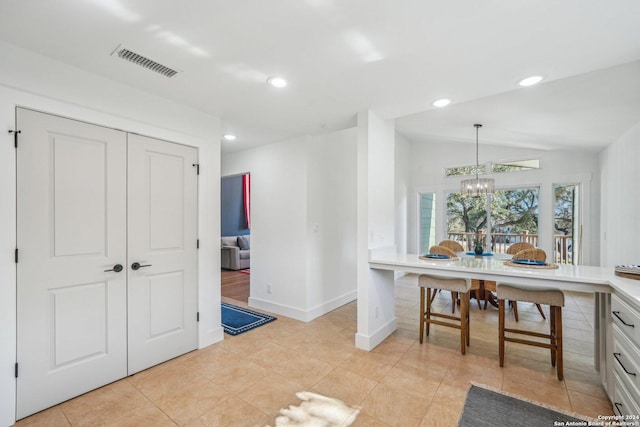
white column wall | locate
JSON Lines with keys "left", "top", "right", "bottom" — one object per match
{"left": 0, "top": 42, "right": 221, "bottom": 426}
{"left": 355, "top": 110, "right": 396, "bottom": 350}
{"left": 599, "top": 121, "right": 640, "bottom": 266}
{"left": 406, "top": 139, "right": 600, "bottom": 265}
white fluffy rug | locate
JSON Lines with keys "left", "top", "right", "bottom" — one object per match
{"left": 269, "top": 391, "right": 360, "bottom": 427}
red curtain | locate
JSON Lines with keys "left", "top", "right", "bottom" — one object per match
{"left": 242, "top": 173, "right": 251, "bottom": 229}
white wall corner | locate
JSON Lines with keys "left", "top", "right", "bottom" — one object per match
{"left": 199, "top": 327, "right": 224, "bottom": 349}
{"left": 355, "top": 317, "right": 397, "bottom": 351}
{"left": 304, "top": 290, "right": 357, "bottom": 322}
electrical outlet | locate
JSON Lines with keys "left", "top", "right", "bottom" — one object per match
{"left": 267, "top": 283, "right": 272, "bottom": 294}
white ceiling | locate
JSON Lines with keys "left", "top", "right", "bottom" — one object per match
{"left": 1, "top": 0, "right": 639, "bottom": 153}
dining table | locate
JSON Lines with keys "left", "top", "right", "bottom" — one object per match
{"left": 457, "top": 251, "right": 511, "bottom": 308}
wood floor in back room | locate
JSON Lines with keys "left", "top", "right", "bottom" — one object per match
{"left": 221, "top": 269, "right": 250, "bottom": 303}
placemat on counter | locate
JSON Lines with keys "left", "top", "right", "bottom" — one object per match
{"left": 504, "top": 260, "right": 559, "bottom": 269}
{"left": 615, "top": 271, "right": 640, "bottom": 280}
{"left": 419, "top": 255, "right": 459, "bottom": 261}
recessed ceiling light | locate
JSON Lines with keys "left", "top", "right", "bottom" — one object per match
{"left": 223, "top": 134, "right": 236, "bottom": 141}
{"left": 518, "top": 75, "right": 543, "bottom": 87}
{"left": 267, "top": 76, "right": 287, "bottom": 88}
{"left": 432, "top": 98, "right": 451, "bottom": 108}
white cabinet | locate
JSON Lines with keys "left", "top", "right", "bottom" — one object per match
{"left": 611, "top": 294, "right": 640, "bottom": 416}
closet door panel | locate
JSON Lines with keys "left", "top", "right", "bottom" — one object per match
{"left": 127, "top": 133, "right": 198, "bottom": 374}
{"left": 16, "top": 108, "right": 127, "bottom": 419}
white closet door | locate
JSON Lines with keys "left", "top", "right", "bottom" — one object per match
{"left": 127, "top": 133, "right": 199, "bottom": 374}
{"left": 16, "top": 108, "right": 128, "bottom": 419}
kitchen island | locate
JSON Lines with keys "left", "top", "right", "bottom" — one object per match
{"left": 359, "top": 249, "right": 640, "bottom": 414}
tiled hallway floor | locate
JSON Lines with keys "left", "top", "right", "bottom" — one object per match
{"left": 16, "top": 274, "right": 613, "bottom": 426}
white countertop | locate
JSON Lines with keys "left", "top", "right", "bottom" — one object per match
{"left": 368, "top": 250, "right": 640, "bottom": 305}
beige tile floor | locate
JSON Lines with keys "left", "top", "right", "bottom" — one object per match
{"left": 16, "top": 274, "right": 613, "bottom": 426}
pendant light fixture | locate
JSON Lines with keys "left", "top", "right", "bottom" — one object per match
{"left": 460, "top": 124, "right": 495, "bottom": 197}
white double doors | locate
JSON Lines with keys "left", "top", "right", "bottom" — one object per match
{"left": 16, "top": 108, "right": 199, "bottom": 419}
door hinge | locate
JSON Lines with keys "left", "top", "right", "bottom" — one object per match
{"left": 15, "top": 363, "right": 18, "bottom": 378}
{"left": 197, "top": 239, "right": 200, "bottom": 249}
{"left": 197, "top": 312, "right": 200, "bottom": 322}
{"left": 192, "top": 163, "right": 200, "bottom": 175}
{"left": 8, "top": 129, "right": 21, "bottom": 148}
{"left": 14, "top": 248, "right": 18, "bottom": 263}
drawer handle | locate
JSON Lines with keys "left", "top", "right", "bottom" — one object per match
{"left": 612, "top": 311, "right": 635, "bottom": 328}
{"left": 613, "top": 352, "right": 637, "bottom": 377}
{"left": 614, "top": 402, "right": 623, "bottom": 416}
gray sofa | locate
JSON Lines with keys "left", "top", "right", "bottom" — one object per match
{"left": 221, "top": 235, "right": 250, "bottom": 270}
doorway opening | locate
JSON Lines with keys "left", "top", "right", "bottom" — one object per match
{"left": 220, "top": 173, "right": 251, "bottom": 304}
{"left": 418, "top": 192, "right": 437, "bottom": 254}
{"left": 553, "top": 184, "right": 580, "bottom": 264}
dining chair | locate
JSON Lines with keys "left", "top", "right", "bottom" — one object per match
{"left": 419, "top": 274, "right": 471, "bottom": 354}
{"left": 475, "top": 242, "right": 537, "bottom": 313}
{"left": 427, "top": 245, "right": 459, "bottom": 312}
{"left": 497, "top": 282, "right": 565, "bottom": 380}
{"left": 506, "top": 242, "right": 535, "bottom": 255}
{"left": 509, "top": 247, "right": 549, "bottom": 320}
{"left": 432, "top": 241, "right": 464, "bottom": 307}
{"left": 512, "top": 248, "right": 547, "bottom": 261}
{"left": 428, "top": 245, "right": 456, "bottom": 257}
{"left": 438, "top": 239, "right": 464, "bottom": 253}
{"left": 485, "top": 244, "right": 544, "bottom": 320}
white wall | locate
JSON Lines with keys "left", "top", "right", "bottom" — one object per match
{"left": 222, "top": 137, "right": 309, "bottom": 317}
{"left": 395, "top": 132, "right": 412, "bottom": 255}
{"left": 0, "top": 42, "right": 221, "bottom": 426}
{"left": 221, "top": 128, "right": 358, "bottom": 321}
{"left": 600, "top": 121, "right": 640, "bottom": 266}
{"left": 306, "top": 129, "right": 358, "bottom": 317}
{"left": 405, "top": 138, "right": 600, "bottom": 265}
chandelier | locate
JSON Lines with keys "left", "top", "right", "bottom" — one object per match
{"left": 460, "top": 124, "right": 495, "bottom": 197}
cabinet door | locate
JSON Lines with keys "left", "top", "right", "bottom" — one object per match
{"left": 16, "top": 108, "right": 128, "bottom": 419}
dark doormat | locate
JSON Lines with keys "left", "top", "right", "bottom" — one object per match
{"left": 459, "top": 384, "right": 592, "bottom": 427}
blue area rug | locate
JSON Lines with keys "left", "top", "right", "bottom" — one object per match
{"left": 221, "top": 302, "right": 276, "bottom": 335}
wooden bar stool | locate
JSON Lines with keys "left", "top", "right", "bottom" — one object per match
{"left": 496, "top": 282, "right": 565, "bottom": 380}
{"left": 419, "top": 274, "right": 471, "bottom": 354}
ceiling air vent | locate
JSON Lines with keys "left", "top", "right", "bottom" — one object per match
{"left": 113, "top": 46, "right": 179, "bottom": 78}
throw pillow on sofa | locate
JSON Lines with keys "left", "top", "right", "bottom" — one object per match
{"left": 237, "top": 235, "right": 250, "bottom": 250}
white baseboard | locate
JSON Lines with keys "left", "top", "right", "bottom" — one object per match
{"left": 355, "top": 317, "right": 397, "bottom": 351}
{"left": 248, "top": 297, "right": 308, "bottom": 321}
{"left": 249, "top": 290, "right": 357, "bottom": 322}
{"left": 305, "top": 290, "right": 357, "bottom": 321}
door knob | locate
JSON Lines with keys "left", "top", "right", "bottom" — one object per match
{"left": 131, "top": 262, "right": 152, "bottom": 271}
{"left": 104, "top": 264, "right": 123, "bottom": 273}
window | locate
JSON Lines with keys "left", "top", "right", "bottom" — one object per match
{"left": 554, "top": 184, "right": 578, "bottom": 264}
{"left": 492, "top": 159, "right": 540, "bottom": 173}
{"left": 446, "top": 159, "right": 540, "bottom": 177}
{"left": 490, "top": 188, "right": 539, "bottom": 253}
{"left": 445, "top": 165, "right": 486, "bottom": 177}
{"left": 446, "top": 187, "right": 539, "bottom": 253}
